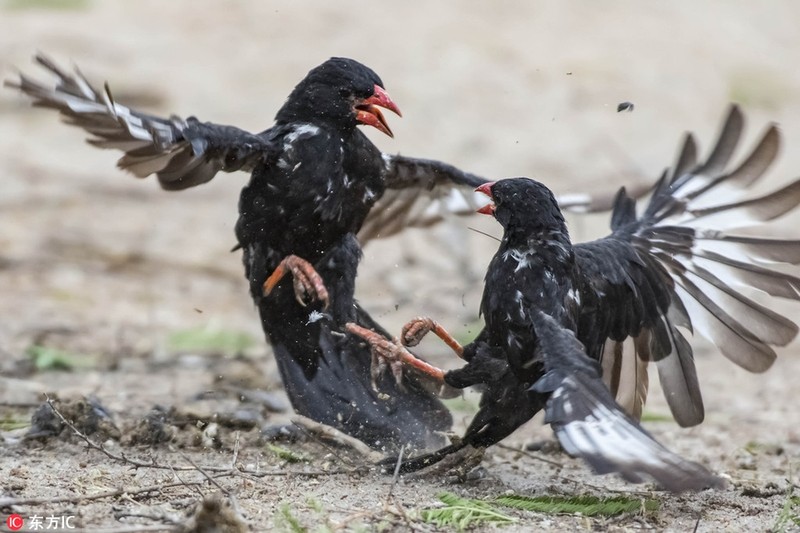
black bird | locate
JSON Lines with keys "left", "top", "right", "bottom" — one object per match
{"left": 6, "top": 54, "right": 496, "bottom": 449}
{"left": 351, "top": 105, "right": 800, "bottom": 482}
{"left": 5, "top": 54, "right": 654, "bottom": 450}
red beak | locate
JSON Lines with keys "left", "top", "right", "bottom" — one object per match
{"left": 476, "top": 181, "right": 496, "bottom": 215}
{"left": 355, "top": 84, "right": 402, "bottom": 137}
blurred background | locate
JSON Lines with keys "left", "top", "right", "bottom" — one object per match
{"left": 1, "top": 0, "right": 799, "bottom": 428}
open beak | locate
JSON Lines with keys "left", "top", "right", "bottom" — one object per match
{"left": 355, "top": 84, "right": 402, "bottom": 137}
{"left": 476, "top": 181, "right": 496, "bottom": 215}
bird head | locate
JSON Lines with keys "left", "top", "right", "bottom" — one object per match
{"left": 476, "top": 178, "right": 567, "bottom": 235}
{"left": 276, "top": 57, "right": 401, "bottom": 137}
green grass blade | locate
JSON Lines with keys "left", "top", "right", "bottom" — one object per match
{"left": 495, "top": 494, "right": 659, "bottom": 517}
{"left": 265, "top": 443, "right": 310, "bottom": 464}
{"left": 419, "top": 492, "right": 517, "bottom": 530}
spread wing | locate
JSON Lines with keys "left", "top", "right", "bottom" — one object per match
{"left": 573, "top": 105, "right": 800, "bottom": 427}
{"left": 529, "top": 310, "right": 723, "bottom": 492}
{"left": 6, "top": 53, "right": 277, "bottom": 191}
{"left": 358, "top": 154, "right": 487, "bottom": 241}
{"left": 359, "top": 153, "right": 651, "bottom": 242}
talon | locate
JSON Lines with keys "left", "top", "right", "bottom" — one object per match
{"left": 402, "top": 316, "right": 465, "bottom": 359}
{"left": 390, "top": 360, "right": 405, "bottom": 389}
{"left": 292, "top": 276, "right": 309, "bottom": 307}
{"left": 347, "top": 323, "right": 407, "bottom": 388}
{"left": 370, "top": 351, "right": 387, "bottom": 392}
{"left": 346, "top": 322, "right": 446, "bottom": 384}
{"left": 370, "top": 351, "right": 379, "bottom": 391}
{"left": 262, "top": 255, "right": 329, "bottom": 309}
{"left": 401, "top": 316, "right": 435, "bottom": 347}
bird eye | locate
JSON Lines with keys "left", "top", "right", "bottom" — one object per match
{"left": 339, "top": 88, "right": 351, "bottom": 98}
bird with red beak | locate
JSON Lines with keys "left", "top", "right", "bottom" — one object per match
{"left": 7, "top": 54, "right": 494, "bottom": 451}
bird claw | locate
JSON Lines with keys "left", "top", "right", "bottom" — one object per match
{"left": 370, "top": 350, "right": 406, "bottom": 393}
{"left": 263, "top": 255, "right": 330, "bottom": 309}
{"left": 401, "top": 316, "right": 435, "bottom": 347}
{"left": 346, "top": 323, "right": 408, "bottom": 392}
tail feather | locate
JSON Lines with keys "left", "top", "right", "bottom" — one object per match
{"left": 378, "top": 443, "right": 465, "bottom": 474}
{"left": 272, "top": 329, "right": 452, "bottom": 453}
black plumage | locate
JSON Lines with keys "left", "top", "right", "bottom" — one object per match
{"left": 364, "top": 106, "right": 799, "bottom": 487}
{"left": 7, "top": 54, "right": 508, "bottom": 450}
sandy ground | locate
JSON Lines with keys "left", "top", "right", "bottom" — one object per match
{"left": 1, "top": 1, "right": 800, "bottom": 531}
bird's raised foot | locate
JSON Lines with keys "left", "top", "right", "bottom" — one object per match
{"left": 262, "top": 254, "right": 329, "bottom": 309}
{"left": 345, "top": 323, "right": 446, "bottom": 392}
{"left": 401, "top": 316, "right": 435, "bottom": 346}
{"left": 401, "top": 316, "right": 464, "bottom": 358}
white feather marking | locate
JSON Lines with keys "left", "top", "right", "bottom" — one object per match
{"left": 381, "top": 152, "right": 394, "bottom": 170}
{"left": 567, "top": 288, "right": 581, "bottom": 305}
{"left": 283, "top": 123, "right": 321, "bottom": 153}
{"left": 502, "top": 247, "right": 536, "bottom": 272}
{"left": 562, "top": 406, "right": 665, "bottom": 468}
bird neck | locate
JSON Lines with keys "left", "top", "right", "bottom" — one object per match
{"left": 502, "top": 224, "right": 572, "bottom": 258}
{"left": 275, "top": 85, "right": 356, "bottom": 133}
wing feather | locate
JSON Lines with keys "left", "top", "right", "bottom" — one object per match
{"left": 574, "top": 104, "right": 799, "bottom": 426}
{"left": 530, "top": 311, "right": 721, "bottom": 491}
{"left": 6, "top": 53, "right": 277, "bottom": 190}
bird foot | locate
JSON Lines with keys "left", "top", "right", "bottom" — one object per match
{"left": 401, "top": 316, "right": 436, "bottom": 346}
{"left": 345, "top": 323, "right": 407, "bottom": 391}
{"left": 401, "top": 316, "right": 464, "bottom": 358}
{"left": 262, "top": 255, "right": 329, "bottom": 309}
{"left": 345, "top": 323, "right": 446, "bottom": 392}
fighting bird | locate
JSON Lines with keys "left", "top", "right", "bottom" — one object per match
{"left": 7, "top": 54, "right": 494, "bottom": 449}
{"left": 350, "top": 105, "right": 800, "bottom": 484}
{"left": 5, "top": 54, "right": 655, "bottom": 450}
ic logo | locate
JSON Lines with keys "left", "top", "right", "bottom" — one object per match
{"left": 6, "top": 514, "right": 24, "bottom": 531}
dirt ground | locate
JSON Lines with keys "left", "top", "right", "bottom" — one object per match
{"left": 1, "top": 1, "right": 800, "bottom": 531}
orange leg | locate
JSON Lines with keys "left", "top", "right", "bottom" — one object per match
{"left": 401, "top": 316, "right": 464, "bottom": 359}
{"left": 262, "top": 255, "right": 329, "bottom": 309}
{"left": 345, "top": 323, "right": 446, "bottom": 389}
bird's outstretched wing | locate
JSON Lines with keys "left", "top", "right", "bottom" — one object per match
{"left": 573, "top": 105, "right": 800, "bottom": 427}
{"left": 529, "top": 310, "right": 723, "bottom": 492}
{"left": 6, "top": 54, "right": 277, "bottom": 190}
{"left": 358, "top": 154, "right": 487, "bottom": 241}
{"left": 360, "top": 154, "right": 648, "bottom": 242}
